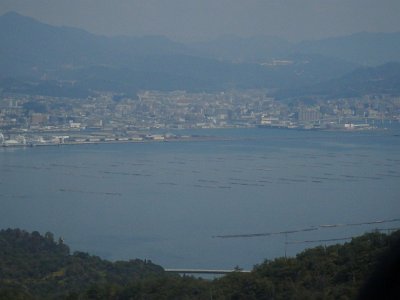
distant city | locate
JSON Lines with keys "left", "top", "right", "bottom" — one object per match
{"left": 1, "top": 89, "right": 399, "bottom": 146}
{"left": 1, "top": 13, "right": 400, "bottom": 147}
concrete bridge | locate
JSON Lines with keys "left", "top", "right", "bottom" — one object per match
{"left": 165, "top": 269, "right": 251, "bottom": 275}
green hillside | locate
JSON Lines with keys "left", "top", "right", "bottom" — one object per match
{"left": 0, "top": 228, "right": 398, "bottom": 299}
{"left": 0, "top": 229, "right": 165, "bottom": 299}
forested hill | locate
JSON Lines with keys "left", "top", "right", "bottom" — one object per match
{"left": 0, "top": 229, "right": 165, "bottom": 299}
{"left": 0, "top": 228, "right": 399, "bottom": 299}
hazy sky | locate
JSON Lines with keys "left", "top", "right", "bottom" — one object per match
{"left": 1, "top": 0, "right": 400, "bottom": 42}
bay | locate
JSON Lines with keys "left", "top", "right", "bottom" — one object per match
{"left": 1, "top": 128, "right": 399, "bottom": 270}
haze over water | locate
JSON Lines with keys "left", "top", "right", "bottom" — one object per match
{"left": 1, "top": 128, "right": 400, "bottom": 270}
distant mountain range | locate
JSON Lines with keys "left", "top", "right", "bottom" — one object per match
{"left": 1, "top": 11, "right": 400, "bottom": 98}
{"left": 188, "top": 32, "right": 400, "bottom": 66}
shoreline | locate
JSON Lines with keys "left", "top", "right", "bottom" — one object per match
{"left": 0, "top": 135, "right": 234, "bottom": 148}
{"left": 0, "top": 125, "right": 395, "bottom": 149}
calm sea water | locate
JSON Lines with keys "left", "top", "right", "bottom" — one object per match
{"left": 1, "top": 128, "right": 400, "bottom": 270}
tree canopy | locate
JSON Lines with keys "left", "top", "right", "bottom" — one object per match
{"left": 0, "top": 228, "right": 398, "bottom": 299}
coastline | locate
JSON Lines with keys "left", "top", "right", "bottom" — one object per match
{"left": 0, "top": 134, "right": 233, "bottom": 148}
{"left": 0, "top": 124, "right": 395, "bottom": 149}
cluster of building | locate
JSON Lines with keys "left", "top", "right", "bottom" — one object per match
{"left": 1, "top": 90, "right": 399, "bottom": 146}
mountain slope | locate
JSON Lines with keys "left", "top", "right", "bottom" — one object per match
{"left": 276, "top": 62, "right": 400, "bottom": 99}
{"left": 295, "top": 31, "right": 400, "bottom": 66}
{"left": 188, "top": 34, "right": 292, "bottom": 63}
{"left": 0, "top": 12, "right": 189, "bottom": 77}
{"left": 187, "top": 32, "right": 400, "bottom": 66}
{"left": 4, "top": 12, "right": 393, "bottom": 97}
{"left": 0, "top": 229, "right": 165, "bottom": 299}
{"left": 1, "top": 228, "right": 398, "bottom": 299}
